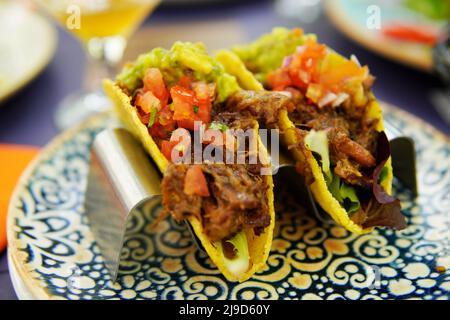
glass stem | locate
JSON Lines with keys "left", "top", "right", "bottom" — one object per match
{"left": 82, "top": 36, "right": 127, "bottom": 92}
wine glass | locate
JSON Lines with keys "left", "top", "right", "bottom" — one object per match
{"left": 34, "top": 0, "right": 161, "bottom": 130}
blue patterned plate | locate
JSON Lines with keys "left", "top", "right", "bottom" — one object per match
{"left": 7, "top": 104, "right": 450, "bottom": 300}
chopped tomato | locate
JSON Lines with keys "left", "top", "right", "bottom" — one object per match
{"left": 195, "top": 100, "right": 212, "bottom": 123}
{"left": 172, "top": 84, "right": 212, "bottom": 130}
{"left": 138, "top": 112, "right": 150, "bottom": 125}
{"left": 192, "top": 82, "right": 212, "bottom": 102}
{"left": 161, "top": 140, "right": 178, "bottom": 160}
{"left": 301, "top": 39, "right": 327, "bottom": 63}
{"left": 136, "top": 91, "right": 161, "bottom": 114}
{"left": 171, "top": 85, "right": 196, "bottom": 121}
{"left": 160, "top": 127, "right": 192, "bottom": 161}
{"left": 178, "top": 75, "right": 193, "bottom": 89}
{"left": 177, "top": 104, "right": 211, "bottom": 130}
{"left": 175, "top": 119, "right": 193, "bottom": 131}
{"left": 319, "top": 60, "right": 368, "bottom": 93}
{"left": 158, "top": 104, "right": 176, "bottom": 128}
{"left": 184, "top": 165, "right": 210, "bottom": 197}
{"left": 170, "top": 128, "right": 191, "bottom": 160}
{"left": 143, "top": 68, "right": 169, "bottom": 105}
{"left": 193, "top": 82, "right": 214, "bottom": 116}
{"left": 268, "top": 37, "right": 369, "bottom": 105}
{"left": 149, "top": 123, "right": 169, "bottom": 140}
{"left": 267, "top": 68, "right": 292, "bottom": 91}
{"left": 288, "top": 40, "right": 327, "bottom": 89}
{"left": 134, "top": 91, "right": 144, "bottom": 109}
{"left": 135, "top": 70, "right": 215, "bottom": 144}
{"left": 147, "top": 105, "right": 175, "bottom": 140}
{"left": 150, "top": 120, "right": 178, "bottom": 140}
{"left": 193, "top": 84, "right": 213, "bottom": 125}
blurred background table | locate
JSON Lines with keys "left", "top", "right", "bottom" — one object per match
{"left": 0, "top": 0, "right": 448, "bottom": 300}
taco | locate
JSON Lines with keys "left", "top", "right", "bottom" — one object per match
{"left": 103, "top": 42, "right": 275, "bottom": 282}
{"left": 217, "top": 28, "right": 406, "bottom": 234}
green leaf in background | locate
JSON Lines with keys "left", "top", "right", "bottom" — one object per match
{"left": 404, "top": 0, "right": 450, "bottom": 21}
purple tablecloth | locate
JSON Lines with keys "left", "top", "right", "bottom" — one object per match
{"left": 1, "top": 1, "right": 448, "bottom": 300}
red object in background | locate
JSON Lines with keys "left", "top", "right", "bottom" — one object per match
{"left": 0, "top": 144, "right": 39, "bottom": 252}
{"left": 381, "top": 23, "right": 439, "bottom": 46}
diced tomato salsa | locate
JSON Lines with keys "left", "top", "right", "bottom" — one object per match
{"left": 132, "top": 68, "right": 226, "bottom": 198}
{"left": 184, "top": 165, "right": 210, "bottom": 197}
{"left": 267, "top": 38, "right": 369, "bottom": 106}
{"left": 133, "top": 67, "right": 218, "bottom": 161}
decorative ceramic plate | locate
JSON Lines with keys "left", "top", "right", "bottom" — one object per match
{"left": 324, "top": 0, "right": 447, "bottom": 71}
{"left": 0, "top": 2, "right": 57, "bottom": 104}
{"left": 7, "top": 104, "right": 450, "bottom": 300}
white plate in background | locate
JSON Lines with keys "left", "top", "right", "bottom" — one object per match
{"left": 0, "top": 1, "right": 57, "bottom": 104}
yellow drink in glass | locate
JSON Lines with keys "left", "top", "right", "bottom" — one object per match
{"left": 45, "top": 0, "right": 159, "bottom": 43}
{"left": 33, "top": 0, "right": 161, "bottom": 130}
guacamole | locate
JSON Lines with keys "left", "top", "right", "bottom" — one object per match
{"left": 116, "top": 42, "right": 240, "bottom": 103}
{"left": 232, "top": 27, "right": 315, "bottom": 83}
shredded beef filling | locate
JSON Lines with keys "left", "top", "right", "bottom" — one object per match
{"left": 212, "top": 110, "right": 256, "bottom": 131}
{"left": 288, "top": 88, "right": 379, "bottom": 187}
{"left": 161, "top": 163, "right": 270, "bottom": 242}
{"left": 225, "top": 90, "right": 294, "bottom": 126}
{"left": 225, "top": 89, "right": 405, "bottom": 230}
{"left": 226, "top": 89, "right": 379, "bottom": 188}
{"left": 161, "top": 111, "right": 271, "bottom": 242}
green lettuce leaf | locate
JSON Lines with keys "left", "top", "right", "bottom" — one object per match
{"left": 304, "top": 129, "right": 331, "bottom": 181}
{"left": 304, "top": 129, "right": 360, "bottom": 214}
{"left": 328, "top": 174, "right": 360, "bottom": 214}
{"left": 217, "top": 231, "right": 249, "bottom": 277}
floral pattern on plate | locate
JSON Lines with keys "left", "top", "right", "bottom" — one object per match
{"left": 7, "top": 105, "right": 450, "bottom": 300}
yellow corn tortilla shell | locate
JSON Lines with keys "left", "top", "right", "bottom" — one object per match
{"left": 216, "top": 49, "right": 394, "bottom": 234}
{"left": 103, "top": 79, "right": 274, "bottom": 282}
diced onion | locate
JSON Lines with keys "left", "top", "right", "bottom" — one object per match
{"left": 332, "top": 93, "right": 350, "bottom": 107}
{"left": 318, "top": 92, "right": 337, "bottom": 108}
{"left": 299, "top": 70, "right": 309, "bottom": 84}
{"left": 278, "top": 90, "right": 293, "bottom": 98}
{"left": 296, "top": 45, "right": 306, "bottom": 54}
{"left": 282, "top": 55, "right": 293, "bottom": 67}
{"left": 350, "top": 54, "right": 361, "bottom": 67}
